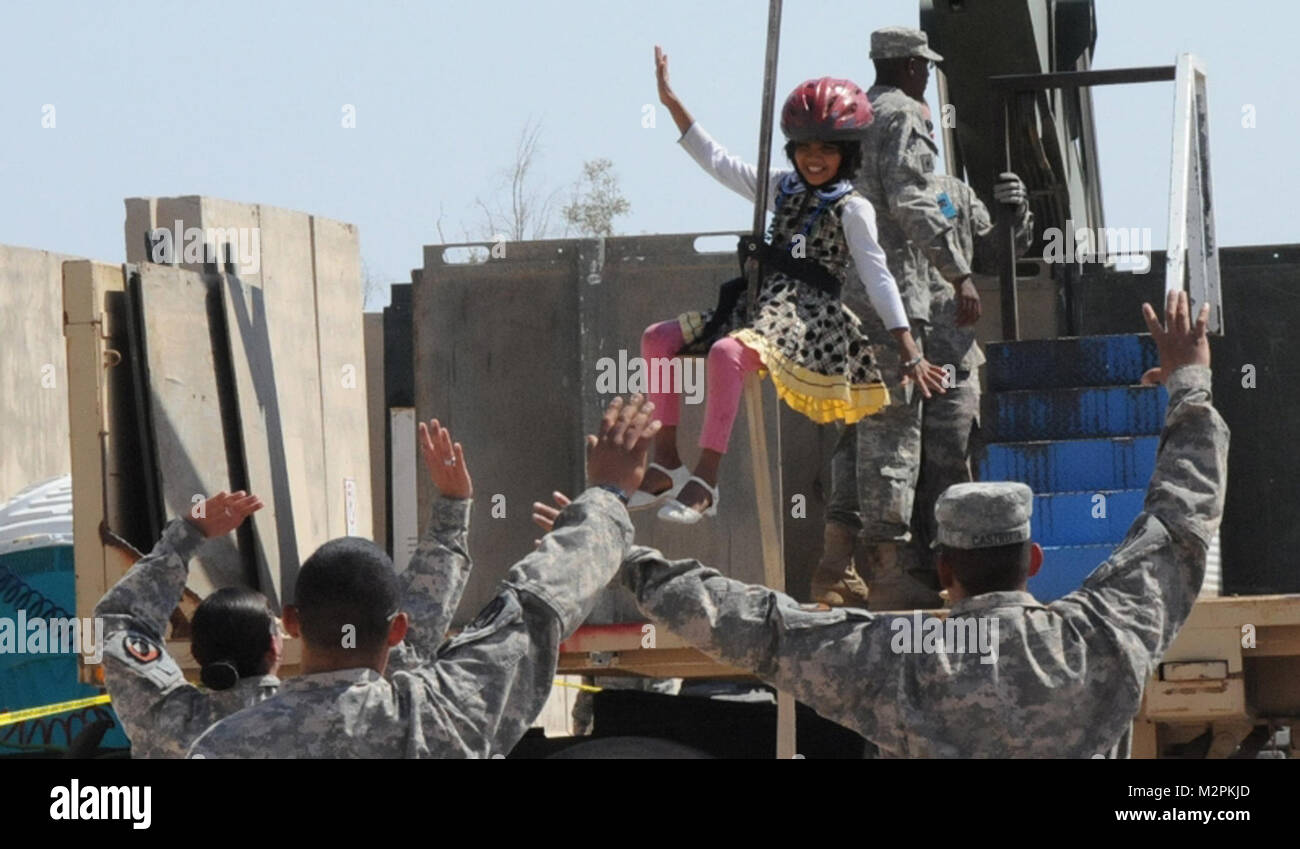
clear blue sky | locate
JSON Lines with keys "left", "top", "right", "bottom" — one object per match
{"left": 1, "top": 0, "right": 1292, "bottom": 309}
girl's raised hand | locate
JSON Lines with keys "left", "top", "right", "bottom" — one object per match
{"left": 654, "top": 45, "right": 674, "bottom": 105}
{"left": 653, "top": 45, "right": 695, "bottom": 135}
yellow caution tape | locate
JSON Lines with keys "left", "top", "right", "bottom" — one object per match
{"left": 0, "top": 693, "right": 112, "bottom": 728}
{"left": 552, "top": 679, "right": 602, "bottom": 693}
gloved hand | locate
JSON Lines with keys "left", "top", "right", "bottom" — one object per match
{"left": 993, "top": 172, "right": 1027, "bottom": 208}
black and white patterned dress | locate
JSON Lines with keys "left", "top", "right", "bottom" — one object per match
{"left": 674, "top": 125, "right": 910, "bottom": 424}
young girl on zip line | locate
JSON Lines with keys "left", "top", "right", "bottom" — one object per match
{"left": 635, "top": 45, "right": 946, "bottom": 524}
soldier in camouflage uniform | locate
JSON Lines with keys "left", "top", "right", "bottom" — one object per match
{"left": 623, "top": 293, "right": 1227, "bottom": 756}
{"left": 814, "top": 26, "right": 973, "bottom": 610}
{"left": 96, "top": 491, "right": 281, "bottom": 758}
{"left": 98, "top": 418, "right": 491, "bottom": 758}
{"left": 189, "top": 396, "right": 660, "bottom": 758}
{"left": 913, "top": 165, "right": 1034, "bottom": 586}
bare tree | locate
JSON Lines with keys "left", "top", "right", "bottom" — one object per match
{"left": 562, "top": 158, "right": 631, "bottom": 237}
{"left": 474, "top": 117, "right": 560, "bottom": 241}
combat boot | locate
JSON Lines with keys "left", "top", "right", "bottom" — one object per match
{"left": 810, "top": 522, "right": 870, "bottom": 607}
{"left": 862, "top": 542, "right": 944, "bottom": 611}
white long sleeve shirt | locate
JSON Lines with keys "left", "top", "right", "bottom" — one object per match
{"left": 678, "top": 122, "right": 910, "bottom": 331}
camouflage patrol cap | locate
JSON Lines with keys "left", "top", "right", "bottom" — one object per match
{"left": 934, "top": 482, "right": 1033, "bottom": 549}
{"left": 870, "top": 26, "right": 944, "bottom": 62}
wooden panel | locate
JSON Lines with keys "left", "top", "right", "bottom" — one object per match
{"left": 221, "top": 274, "right": 297, "bottom": 609}
{"left": 122, "top": 196, "right": 373, "bottom": 608}
{"left": 558, "top": 648, "right": 746, "bottom": 679}
{"left": 258, "top": 205, "right": 328, "bottom": 603}
{"left": 123, "top": 197, "right": 157, "bottom": 265}
{"left": 64, "top": 260, "right": 119, "bottom": 626}
{"left": 146, "top": 196, "right": 264, "bottom": 287}
{"left": 134, "top": 264, "right": 245, "bottom": 595}
{"left": 1143, "top": 678, "right": 1245, "bottom": 721}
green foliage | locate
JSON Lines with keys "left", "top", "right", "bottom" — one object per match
{"left": 562, "top": 158, "right": 631, "bottom": 238}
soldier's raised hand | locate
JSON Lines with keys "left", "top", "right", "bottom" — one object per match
{"left": 531, "top": 491, "right": 573, "bottom": 547}
{"left": 585, "top": 394, "right": 661, "bottom": 497}
{"left": 189, "top": 491, "right": 263, "bottom": 539}
{"left": 1142, "top": 289, "right": 1210, "bottom": 378}
{"left": 420, "top": 418, "right": 472, "bottom": 500}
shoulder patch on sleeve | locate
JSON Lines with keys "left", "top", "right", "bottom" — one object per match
{"left": 123, "top": 632, "right": 162, "bottom": 664}
{"left": 937, "top": 192, "right": 958, "bottom": 219}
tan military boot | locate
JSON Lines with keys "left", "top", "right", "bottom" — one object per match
{"left": 810, "top": 522, "right": 871, "bottom": 607}
{"left": 862, "top": 542, "right": 944, "bottom": 611}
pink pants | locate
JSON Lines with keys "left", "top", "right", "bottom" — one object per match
{"left": 640, "top": 320, "right": 763, "bottom": 454}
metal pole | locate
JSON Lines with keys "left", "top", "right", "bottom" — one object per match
{"left": 747, "top": 0, "right": 784, "bottom": 313}
{"left": 744, "top": 0, "right": 795, "bottom": 760}
{"left": 997, "top": 91, "right": 1020, "bottom": 341}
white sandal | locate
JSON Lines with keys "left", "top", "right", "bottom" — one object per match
{"left": 657, "top": 476, "right": 719, "bottom": 524}
{"left": 628, "top": 463, "right": 690, "bottom": 511}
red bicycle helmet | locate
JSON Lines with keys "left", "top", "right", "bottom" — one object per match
{"left": 780, "top": 77, "right": 873, "bottom": 141}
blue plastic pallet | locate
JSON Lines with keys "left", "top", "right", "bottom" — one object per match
{"left": 989, "top": 385, "right": 1168, "bottom": 442}
{"left": 1030, "top": 544, "right": 1114, "bottom": 601}
{"left": 986, "top": 334, "right": 1158, "bottom": 392}
{"left": 1031, "top": 489, "right": 1144, "bottom": 547}
{"left": 979, "top": 437, "right": 1159, "bottom": 494}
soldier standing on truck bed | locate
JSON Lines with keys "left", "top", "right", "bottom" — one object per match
{"left": 813, "top": 26, "right": 976, "bottom": 611}
{"left": 611, "top": 292, "right": 1228, "bottom": 757}
{"left": 912, "top": 147, "right": 1035, "bottom": 591}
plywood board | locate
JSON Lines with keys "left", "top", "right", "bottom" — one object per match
{"left": 133, "top": 264, "right": 245, "bottom": 595}
{"left": 220, "top": 273, "right": 297, "bottom": 609}
{"left": 129, "top": 196, "right": 264, "bottom": 288}
{"left": 65, "top": 260, "right": 122, "bottom": 625}
{"left": 122, "top": 196, "right": 376, "bottom": 606}
{"left": 257, "top": 204, "right": 328, "bottom": 600}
